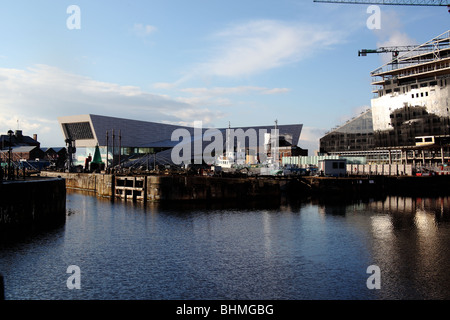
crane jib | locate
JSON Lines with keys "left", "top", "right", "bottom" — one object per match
{"left": 313, "top": 0, "right": 450, "bottom": 7}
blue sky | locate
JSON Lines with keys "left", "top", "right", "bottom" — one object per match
{"left": 0, "top": 1, "right": 448, "bottom": 152}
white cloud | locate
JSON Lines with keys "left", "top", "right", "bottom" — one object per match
{"left": 176, "top": 96, "right": 232, "bottom": 108}
{"left": 173, "top": 85, "right": 290, "bottom": 111}
{"left": 133, "top": 23, "right": 157, "bottom": 37}
{"left": 261, "top": 88, "right": 290, "bottom": 95}
{"left": 0, "top": 65, "right": 223, "bottom": 146}
{"left": 298, "top": 126, "right": 326, "bottom": 153}
{"left": 372, "top": 10, "right": 417, "bottom": 65}
{"left": 153, "top": 82, "right": 178, "bottom": 89}
{"left": 196, "top": 20, "right": 345, "bottom": 78}
{"left": 180, "top": 86, "right": 290, "bottom": 96}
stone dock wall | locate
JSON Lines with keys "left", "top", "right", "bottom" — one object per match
{"left": 0, "top": 177, "right": 66, "bottom": 234}
{"left": 41, "top": 172, "right": 283, "bottom": 202}
{"left": 40, "top": 171, "right": 450, "bottom": 202}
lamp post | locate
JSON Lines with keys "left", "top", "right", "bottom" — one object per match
{"left": 7, "top": 130, "right": 13, "bottom": 180}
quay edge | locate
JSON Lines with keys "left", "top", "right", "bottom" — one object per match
{"left": 0, "top": 177, "right": 66, "bottom": 237}
{"left": 40, "top": 171, "right": 450, "bottom": 202}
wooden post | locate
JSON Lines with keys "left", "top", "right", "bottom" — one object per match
{"left": 106, "top": 131, "right": 109, "bottom": 168}
{"left": 118, "top": 130, "right": 121, "bottom": 168}
{"left": 112, "top": 129, "right": 115, "bottom": 167}
{"left": 124, "top": 177, "right": 127, "bottom": 201}
{"left": 143, "top": 176, "right": 147, "bottom": 204}
{"left": 133, "top": 176, "right": 137, "bottom": 202}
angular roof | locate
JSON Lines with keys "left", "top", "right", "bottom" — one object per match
{"left": 58, "top": 114, "right": 303, "bottom": 149}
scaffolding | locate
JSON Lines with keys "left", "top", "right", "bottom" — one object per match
{"left": 371, "top": 30, "right": 450, "bottom": 78}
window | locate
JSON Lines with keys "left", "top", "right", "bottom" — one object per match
{"left": 62, "top": 122, "right": 94, "bottom": 140}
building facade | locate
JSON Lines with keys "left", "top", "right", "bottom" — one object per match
{"left": 371, "top": 30, "right": 450, "bottom": 147}
{"left": 319, "top": 109, "right": 374, "bottom": 154}
{"left": 58, "top": 114, "right": 304, "bottom": 167}
{"left": 320, "top": 30, "right": 450, "bottom": 166}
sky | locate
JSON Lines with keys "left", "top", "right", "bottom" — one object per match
{"left": 0, "top": 1, "right": 448, "bottom": 152}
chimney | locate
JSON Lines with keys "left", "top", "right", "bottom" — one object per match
{"left": 33, "top": 134, "right": 38, "bottom": 141}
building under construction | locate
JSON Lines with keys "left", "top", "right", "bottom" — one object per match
{"left": 320, "top": 29, "right": 450, "bottom": 166}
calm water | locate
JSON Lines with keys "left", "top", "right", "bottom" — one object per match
{"left": 2, "top": 191, "right": 450, "bottom": 300}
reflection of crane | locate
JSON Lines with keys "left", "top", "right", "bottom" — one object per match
{"left": 313, "top": 0, "right": 450, "bottom": 6}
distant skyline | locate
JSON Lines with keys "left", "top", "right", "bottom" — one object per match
{"left": 0, "top": 1, "right": 448, "bottom": 152}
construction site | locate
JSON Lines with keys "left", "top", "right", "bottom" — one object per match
{"left": 315, "top": 1, "right": 450, "bottom": 175}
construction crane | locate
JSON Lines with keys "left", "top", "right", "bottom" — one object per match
{"left": 358, "top": 44, "right": 436, "bottom": 58}
{"left": 313, "top": 0, "right": 450, "bottom": 6}
{"left": 358, "top": 45, "right": 437, "bottom": 66}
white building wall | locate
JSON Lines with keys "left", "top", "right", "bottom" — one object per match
{"left": 347, "top": 164, "right": 412, "bottom": 176}
{"left": 371, "top": 83, "right": 450, "bottom": 132}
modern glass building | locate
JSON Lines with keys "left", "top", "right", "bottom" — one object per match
{"left": 58, "top": 114, "right": 303, "bottom": 167}
{"left": 319, "top": 109, "right": 374, "bottom": 154}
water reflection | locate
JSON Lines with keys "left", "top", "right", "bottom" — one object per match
{"left": 360, "top": 197, "right": 450, "bottom": 299}
{"left": 2, "top": 191, "right": 450, "bottom": 300}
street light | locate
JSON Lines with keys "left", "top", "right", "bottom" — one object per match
{"left": 7, "top": 130, "right": 13, "bottom": 180}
